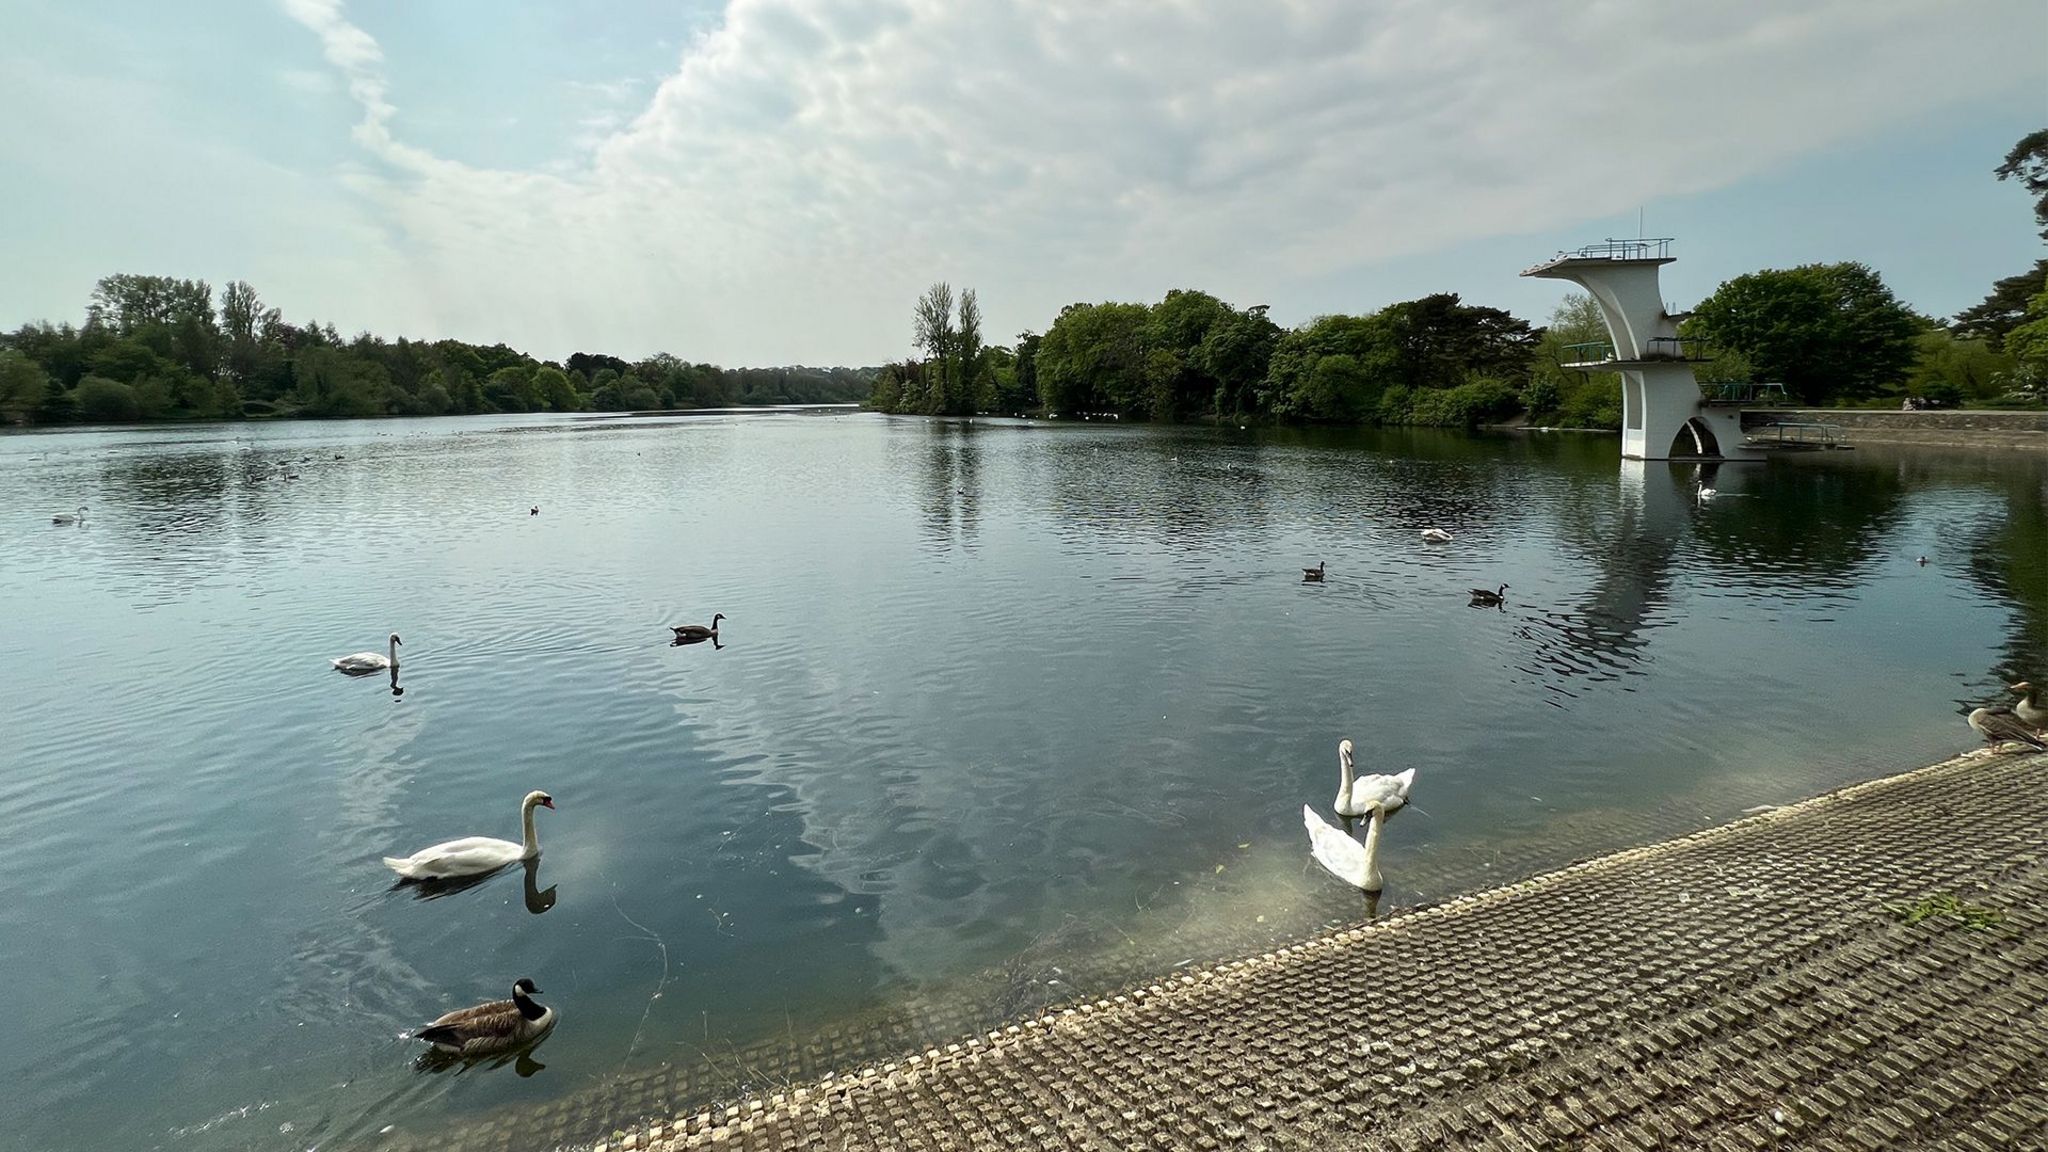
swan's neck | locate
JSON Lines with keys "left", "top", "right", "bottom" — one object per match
{"left": 1339, "top": 749, "right": 1355, "bottom": 800}
{"left": 1361, "top": 807, "right": 1385, "bottom": 891}
{"left": 388, "top": 637, "right": 400, "bottom": 667}
{"left": 520, "top": 801, "right": 541, "bottom": 858}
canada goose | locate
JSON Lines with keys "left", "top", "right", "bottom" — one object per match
{"left": 52, "top": 506, "right": 85, "bottom": 525}
{"left": 333, "top": 633, "right": 401, "bottom": 674}
{"left": 1967, "top": 705, "right": 2047, "bottom": 752}
{"left": 1331, "top": 739, "right": 1415, "bottom": 822}
{"left": 671, "top": 613, "right": 724, "bottom": 643}
{"left": 1302, "top": 562, "right": 1325, "bottom": 582}
{"left": 414, "top": 978, "right": 556, "bottom": 1056}
{"left": 1470, "top": 584, "right": 1508, "bottom": 607}
{"left": 2011, "top": 681, "right": 2046, "bottom": 732}
{"left": 1420, "top": 528, "right": 1453, "bottom": 544}
{"left": 529, "top": 506, "right": 539, "bottom": 516}
{"left": 384, "top": 790, "right": 554, "bottom": 880}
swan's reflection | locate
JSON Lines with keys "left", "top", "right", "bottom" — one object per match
{"left": 389, "top": 666, "right": 403, "bottom": 697}
{"left": 393, "top": 858, "right": 556, "bottom": 915}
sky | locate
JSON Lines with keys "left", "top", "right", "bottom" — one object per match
{"left": 1, "top": 1, "right": 2043, "bottom": 367}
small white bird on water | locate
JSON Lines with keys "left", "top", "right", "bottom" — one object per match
{"left": 52, "top": 505, "right": 85, "bottom": 525}
{"left": 1420, "top": 528, "right": 1453, "bottom": 544}
{"left": 333, "top": 632, "right": 401, "bottom": 675}
{"left": 384, "top": 790, "right": 555, "bottom": 880}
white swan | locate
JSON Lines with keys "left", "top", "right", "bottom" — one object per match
{"left": 52, "top": 505, "right": 85, "bottom": 525}
{"left": 384, "top": 790, "right": 554, "bottom": 880}
{"left": 1305, "top": 803, "right": 1391, "bottom": 892}
{"left": 333, "top": 633, "right": 400, "bottom": 675}
{"left": 1697, "top": 486, "right": 1718, "bottom": 503}
{"left": 1420, "top": 528, "right": 1453, "bottom": 543}
{"left": 1332, "top": 739, "right": 1416, "bottom": 821}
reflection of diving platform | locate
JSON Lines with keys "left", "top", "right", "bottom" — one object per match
{"left": 1525, "top": 239, "right": 1764, "bottom": 462}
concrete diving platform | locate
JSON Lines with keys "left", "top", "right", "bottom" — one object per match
{"left": 569, "top": 751, "right": 2048, "bottom": 1151}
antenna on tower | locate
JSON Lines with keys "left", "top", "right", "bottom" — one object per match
{"left": 1638, "top": 206, "right": 1645, "bottom": 239}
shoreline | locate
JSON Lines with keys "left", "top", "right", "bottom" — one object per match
{"left": 458, "top": 749, "right": 2048, "bottom": 1152}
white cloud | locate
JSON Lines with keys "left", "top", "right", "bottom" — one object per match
{"left": 281, "top": 0, "right": 2044, "bottom": 364}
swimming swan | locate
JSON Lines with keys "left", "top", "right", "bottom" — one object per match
{"left": 52, "top": 506, "right": 85, "bottom": 525}
{"left": 1305, "top": 803, "right": 1392, "bottom": 892}
{"left": 414, "top": 978, "right": 555, "bottom": 1056}
{"left": 1420, "top": 528, "right": 1453, "bottom": 543}
{"left": 1332, "top": 739, "right": 1415, "bottom": 822}
{"left": 334, "top": 633, "right": 400, "bottom": 675}
{"left": 384, "top": 790, "right": 554, "bottom": 880}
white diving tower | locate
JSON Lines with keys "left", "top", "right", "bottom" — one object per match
{"left": 1524, "top": 239, "right": 1762, "bottom": 462}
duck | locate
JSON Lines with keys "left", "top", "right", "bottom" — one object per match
{"left": 1332, "top": 739, "right": 1415, "bottom": 822}
{"left": 671, "top": 613, "right": 724, "bottom": 643}
{"left": 51, "top": 506, "right": 85, "bottom": 525}
{"left": 384, "top": 790, "right": 555, "bottom": 880}
{"left": 1470, "top": 583, "right": 1508, "bottom": 608}
{"left": 1916, "top": 556, "right": 1928, "bottom": 566}
{"left": 1966, "top": 705, "right": 2047, "bottom": 752}
{"left": 414, "top": 978, "right": 556, "bottom": 1056}
{"left": 1420, "top": 528, "right": 1453, "bottom": 544}
{"left": 333, "top": 633, "right": 401, "bottom": 675}
{"left": 2010, "top": 681, "right": 2046, "bottom": 732}
{"left": 1304, "top": 802, "right": 1394, "bottom": 892}
{"left": 529, "top": 506, "right": 539, "bottom": 516}
{"left": 1302, "top": 561, "right": 1325, "bottom": 582}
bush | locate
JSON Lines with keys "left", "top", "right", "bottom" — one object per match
{"left": 73, "top": 375, "right": 141, "bottom": 422}
{"left": 1557, "top": 376, "right": 1622, "bottom": 430}
{"left": 1399, "top": 378, "right": 1520, "bottom": 428}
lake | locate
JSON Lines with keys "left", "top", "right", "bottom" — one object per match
{"left": 1, "top": 412, "right": 2042, "bottom": 1152}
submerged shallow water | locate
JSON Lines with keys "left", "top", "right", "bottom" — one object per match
{"left": 1, "top": 412, "right": 2042, "bottom": 1151}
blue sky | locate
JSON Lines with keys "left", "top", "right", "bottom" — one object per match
{"left": 1, "top": 1, "right": 2042, "bottom": 365}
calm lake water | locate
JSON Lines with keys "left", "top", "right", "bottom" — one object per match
{"left": 1, "top": 412, "right": 2042, "bottom": 1151}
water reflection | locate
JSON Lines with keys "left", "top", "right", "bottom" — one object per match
{"left": 392, "top": 858, "right": 556, "bottom": 915}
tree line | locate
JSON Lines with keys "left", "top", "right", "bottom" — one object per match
{"left": 875, "top": 129, "right": 2048, "bottom": 427}
{"left": 0, "top": 275, "right": 876, "bottom": 426}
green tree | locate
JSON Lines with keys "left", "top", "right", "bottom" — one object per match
{"left": 1688, "top": 262, "right": 1918, "bottom": 404}
{"left": 1954, "top": 259, "right": 2048, "bottom": 349}
{"left": 72, "top": 374, "right": 141, "bottom": 422}
{"left": 913, "top": 282, "right": 957, "bottom": 414}
{"left": 1996, "top": 128, "right": 2048, "bottom": 241}
{"left": 1191, "top": 304, "right": 1280, "bottom": 419}
{"left": 0, "top": 348, "right": 48, "bottom": 423}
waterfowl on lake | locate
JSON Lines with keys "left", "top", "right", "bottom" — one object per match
{"left": 1332, "top": 739, "right": 1415, "bottom": 822}
{"left": 1697, "top": 486, "right": 1717, "bottom": 502}
{"left": 1967, "top": 704, "right": 2047, "bottom": 752}
{"left": 384, "top": 790, "right": 554, "bottom": 880}
{"left": 1420, "top": 528, "right": 1453, "bottom": 543}
{"left": 414, "top": 978, "right": 555, "bottom": 1056}
{"left": 1917, "top": 556, "right": 1928, "bottom": 566}
{"left": 1305, "top": 803, "right": 1394, "bottom": 892}
{"left": 671, "top": 613, "right": 724, "bottom": 642}
{"left": 2011, "top": 681, "right": 2046, "bottom": 732}
{"left": 1470, "top": 584, "right": 1508, "bottom": 607}
{"left": 1302, "top": 561, "right": 1325, "bottom": 582}
{"left": 333, "top": 632, "right": 400, "bottom": 674}
{"left": 52, "top": 506, "right": 85, "bottom": 525}
{"left": 529, "top": 506, "right": 539, "bottom": 516}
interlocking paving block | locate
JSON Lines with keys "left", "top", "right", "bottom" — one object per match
{"left": 435, "top": 753, "right": 2048, "bottom": 1152}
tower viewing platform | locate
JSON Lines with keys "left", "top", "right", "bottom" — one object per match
{"left": 1525, "top": 239, "right": 1763, "bottom": 462}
